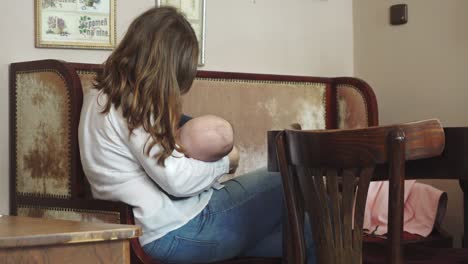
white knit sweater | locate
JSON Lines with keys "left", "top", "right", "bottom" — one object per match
{"left": 78, "top": 89, "right": 229, "bottom": 246}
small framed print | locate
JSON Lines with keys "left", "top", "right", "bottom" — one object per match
{"left": 35, "top": 0, "right": 116, "bottom": 50}
{"left": 156, "top": 0, "right": 206, "bottom": 66}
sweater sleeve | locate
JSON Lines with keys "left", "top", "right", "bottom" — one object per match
{"left": 127, "top": 126, "right": 230, "bottom": 197}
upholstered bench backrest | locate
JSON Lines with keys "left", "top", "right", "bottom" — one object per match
{"left": 183, "top": 72, "right": 378, "bottom": 176}
{"left": 9, "top": 59, "right": 378, "bottom": 222}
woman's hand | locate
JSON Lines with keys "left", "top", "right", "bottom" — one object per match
{"left": 227, "top": 146, "right": 240, "bottom": 174}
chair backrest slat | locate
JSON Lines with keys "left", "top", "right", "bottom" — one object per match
{"left": 341, "top": 168, "right": 358, "bottom": 262}
{"left": 297, "top": 168, "right": 322, "bottom": 249}
{"left": 314, "top": 168, "right": 335, "bottom": 249}
{"left": 326, "top": 168, "right": 342, "bottom": 252}
{"left": 353, "top": 166, "right": 374, "bottom": 254}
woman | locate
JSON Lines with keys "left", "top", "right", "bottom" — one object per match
{"left": 78, "top": 6, "right": 314, "bottom": 264}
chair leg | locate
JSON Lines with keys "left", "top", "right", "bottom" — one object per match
{"left": 282, "top": 208, "right": 292, "bottom": 264}
{"left": 460, "top": 179, "right": 468, "bottom": 248}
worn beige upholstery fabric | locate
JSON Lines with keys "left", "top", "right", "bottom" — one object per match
{"left": 183, "top": 78, "right": 326, "bottom": 177}
{"left": 15, "top": 71, "right": 71, "bottom": 198}
{"left": 337, "top": 85, "right": 369, "bottom": 129}
{"left": 76, "top": 71, "right": 97, "bottom": 96}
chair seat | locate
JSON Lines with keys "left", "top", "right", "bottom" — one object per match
{"left": 363, "top": 229, "right": 454, "bottom": 263}
{"left": 403, "top": 246, "right": 468, "bottom": 264}
{"left": 364, "top": 245, "right": 468, "bottom": 264}
{"left": 363, "top": 229, "right": 452, "bottom": 248}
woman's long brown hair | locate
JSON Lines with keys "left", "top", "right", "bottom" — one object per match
{"left": 95, "top": 7, "right": 199, "bottom": 165}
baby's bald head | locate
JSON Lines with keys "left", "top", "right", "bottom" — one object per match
{"left": 179, "top": 115, "right": 234, "bottom": 162}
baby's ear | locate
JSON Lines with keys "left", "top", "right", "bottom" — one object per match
{"left": 289, "top": 123, "right": 302, "bottom": 130}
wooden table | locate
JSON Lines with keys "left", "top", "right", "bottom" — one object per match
{"left": 0, "top": 216, "right": 141, "bottom": 264}
{"left": 268, "top": 127, "right": 468, "bottom": 245}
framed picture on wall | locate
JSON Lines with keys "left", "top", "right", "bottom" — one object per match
{"left": 156, "top": 0, "right": 206, "bottom": 66}
{"left": 35, "top": 0, "right": 116, "bottom": 50}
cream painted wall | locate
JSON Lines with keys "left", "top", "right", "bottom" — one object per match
{"left": 354, "top": 0, "right": 468, "bottom": 247}
{"left": 0, "top": 1, "right": 354, "bottom": 214}
{"left": 204, "top": 0, "right": 354, "bottom": 75}
{"left": 0, "top": 0, "right": 154, "bottom": 215}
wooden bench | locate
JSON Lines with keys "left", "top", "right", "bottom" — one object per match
{"left": 9, "top": 59, "right": 378, "bottom": 263}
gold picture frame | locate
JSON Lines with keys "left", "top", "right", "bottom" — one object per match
{"left": 35, "top": 0, "right": 116, "bottom": 50}
{"left": 156, "top": 0, "right": 206, "bottom": 66}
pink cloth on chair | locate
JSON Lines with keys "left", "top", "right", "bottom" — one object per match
{"left": 363, "top": 180, "right": 445, "bottom": 237}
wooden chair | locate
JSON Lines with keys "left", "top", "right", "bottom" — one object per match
{"left": 275, "top": 119, "right": 447, "bottom": 264}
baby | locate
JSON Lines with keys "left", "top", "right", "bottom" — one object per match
{"left": 178, "top": 115, "right": 234, "bottom": 162}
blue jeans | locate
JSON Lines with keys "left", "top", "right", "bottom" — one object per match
{"left": 143, "top": 168, "right": 316, "bottom": 264}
